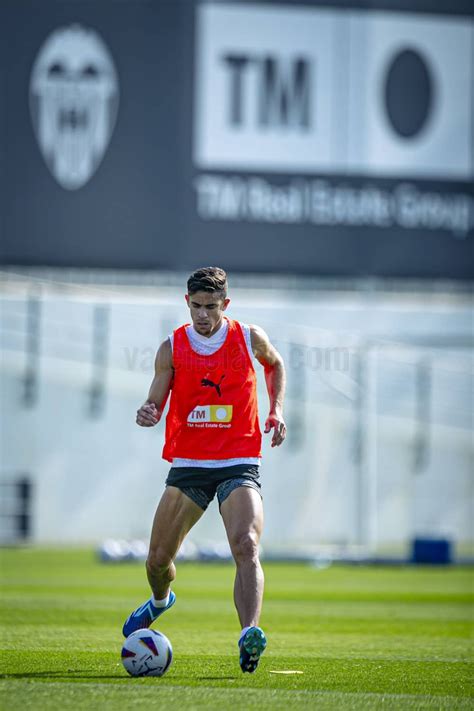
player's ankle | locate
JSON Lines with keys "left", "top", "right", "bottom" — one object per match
{"left": 152, "top": 590, "right": 170, "bottom": 608}
{"left": 239, "top": 626, "right": 251, "bottom": 643}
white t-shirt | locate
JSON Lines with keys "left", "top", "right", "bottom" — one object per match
{"left": 168, "top": 321, "right": 261, "bottom": 468}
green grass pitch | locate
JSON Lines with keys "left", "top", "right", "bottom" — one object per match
{"left": 0, "top": 548, "right": 472, "bottom": 710}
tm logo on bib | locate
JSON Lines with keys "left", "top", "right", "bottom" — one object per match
{"left": 187, "top": 405, "right": 233, "bottom": 423}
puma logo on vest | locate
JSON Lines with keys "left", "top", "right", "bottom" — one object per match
{"left": 201, "top": 374, "right": 225, "bottom": 397}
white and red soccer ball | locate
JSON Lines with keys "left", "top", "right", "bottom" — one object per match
{"left": 121, "top": 629, "right": 173, "bottom": 677}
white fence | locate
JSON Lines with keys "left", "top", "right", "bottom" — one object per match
{"left": 1, "top": 272, "right": 472, "bottom": 558}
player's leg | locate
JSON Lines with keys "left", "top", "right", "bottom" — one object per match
{"left": 146, "top": 485, "right": 204, "bottom": 598}
{"left": 220, "top": 485, "right": 264, "bottom": 628}
{"left": 123, "top": 486, "right": 204, "bottom": 636}
{"left": 220, "top": 484, "right": 267, "bottom": 672}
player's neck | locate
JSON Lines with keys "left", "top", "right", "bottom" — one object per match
{"left": 210, "top": 317, "right": 226, "bottom": 337}
{"left": 193, "top": 316, "right": 226, "bottom": 339}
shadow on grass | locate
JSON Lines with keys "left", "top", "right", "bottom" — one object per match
{"left": 2, "top": 671, "right": 239, "bottom": 682}
{"left": 1, "top": 671, "right": 124, "bottom": 680}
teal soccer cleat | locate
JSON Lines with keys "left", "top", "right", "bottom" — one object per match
{"left": 122, "top": 591, "right": 176, "bottom": 637}
{"left": 239, "top": 626, "right": 267, "bottom": 673}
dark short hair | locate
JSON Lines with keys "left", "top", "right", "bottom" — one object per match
{"left": 187, "top": 267, "right": 228, "bottom": 298}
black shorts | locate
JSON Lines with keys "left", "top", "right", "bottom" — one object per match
{"left": 165, "top": 464, "right": 261, "bottom": 511}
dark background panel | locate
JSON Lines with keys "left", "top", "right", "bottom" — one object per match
{"left": 0, "top": 0, "right": 184, "bottom": 269}
{"left": 180, "top": 2, "right": 473, "bottom": 279}
{"left": 180, "top": 207, "right": 474, "bottom": 279}
{"left": 0, "top": 0, "right": 473, "bottom": 278}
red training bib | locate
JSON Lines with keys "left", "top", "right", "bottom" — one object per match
{"left": 162, "top": 318, "right": 261, "bottom": 462}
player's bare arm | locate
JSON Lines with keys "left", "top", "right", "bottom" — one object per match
{"left": 136, "top": 338, "right": 174, "bottom": 427}
{"left": 250, "top": 324, "right": 287, "bottom": 447}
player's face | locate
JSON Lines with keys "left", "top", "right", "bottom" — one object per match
{"left": 185, "top": 291, "right": 230, "bottom": 337}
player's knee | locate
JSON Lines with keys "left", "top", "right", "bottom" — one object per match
{"left": 146, "top": 547, "right": 172, "bottom": 576}
{"left": 231, "top": 531, "right": 260, "bottom": 563}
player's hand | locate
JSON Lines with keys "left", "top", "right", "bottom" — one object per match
{"left": 136, "top": 402, "right": 160, "bottom": 427}
{"left": 264, "top": 411, "right": 286, "bottom": 447}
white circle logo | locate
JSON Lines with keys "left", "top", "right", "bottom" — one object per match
{"left": 215, "top": 408, "right": 227, "bottom": 420}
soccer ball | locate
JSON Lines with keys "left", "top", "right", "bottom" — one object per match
{"left": 121, "top": 629, "right": 173, "bottom": 677}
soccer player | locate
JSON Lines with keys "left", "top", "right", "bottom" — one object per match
{"left": 123, "top": 267, "right": 286, "bottom": 673}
